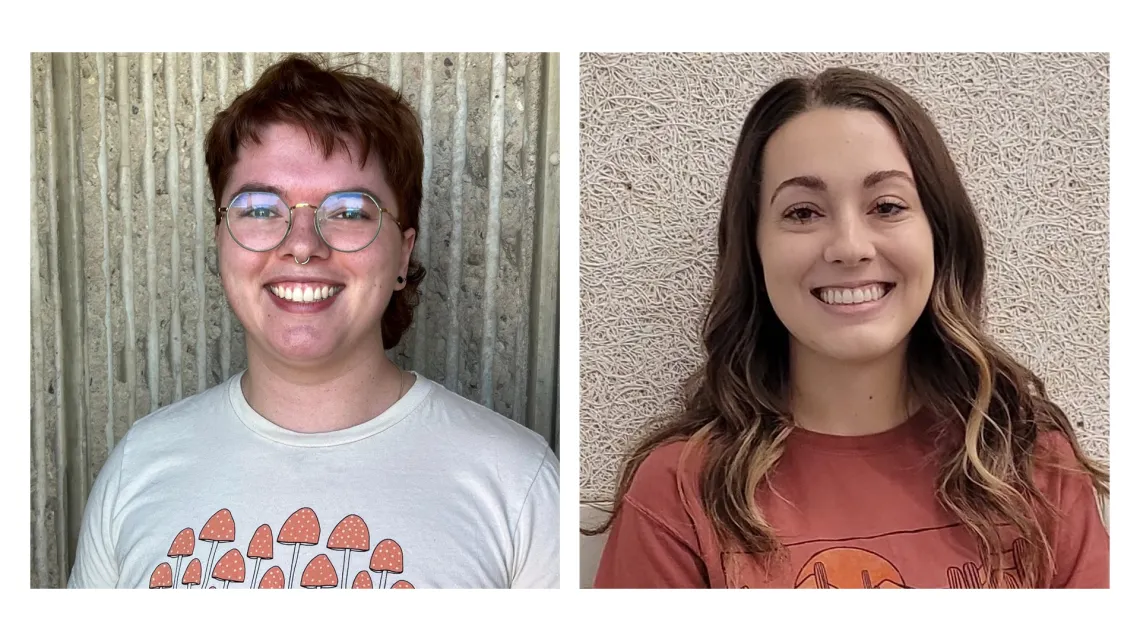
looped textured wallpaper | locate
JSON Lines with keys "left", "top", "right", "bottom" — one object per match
{"left": 578, "top": 52, "right": 1109, "bottom": 502}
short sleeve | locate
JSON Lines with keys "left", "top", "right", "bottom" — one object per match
{"left": 1034, "top": 431, "right": 1109, "bottom": 588}
{"left": 593, "top": 442, "right": 710, "bottom": 588}
{"left": 67, "top": 437, "right": 127, "bottom": 588}
{"left": 509, "top": 448, "right": 560, "bottom": 588}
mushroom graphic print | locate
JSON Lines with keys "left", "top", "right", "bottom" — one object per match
{"left": 351, "top": 571, "right": 373, "bottom": 589}
{"left": 258, "top": 566, "right": 286, "bottom": 589}
{"left": 211, "top": 549, "right": 246, "bottom": 589}
{"left": 149, "top": 563, "right": 173, "bottom": 589}
{"left": 369, "top": 539, "right": 404, "bottom": 589}
{"left": 151, "top": 508, "right": 419, "bottom": 589}
{"left": 166, "top": 528, "right": 195, "bottom": 589}
{"left": 181, "top": 558, "right": 202, "bottom": 588}
{"left": 246, "top": 524, "right": 274, "bottom": 589}
{"left": 278, "top": 508, "right": 320, "bottom": 589}
{"left": 327, "top": 515, "right": 370, "bottom": 589}
{"left": 391, "top": 580, "right": 415, "bottom": 589}
{"left": 198, "top": 509, "right": 236, "bottom": 589}
{"left": 300, "top": 554, "right": 338, "bottom": 589}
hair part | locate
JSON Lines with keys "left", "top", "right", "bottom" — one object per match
{"left": 204, "top": 54, "right": 426, "bottom": 349}
{"left": 587, "top": 67, "right": 1108, "bottom": 587}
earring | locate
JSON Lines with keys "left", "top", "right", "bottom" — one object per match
{"left": 396, "top": 276, "right": 405, "bottom": 284}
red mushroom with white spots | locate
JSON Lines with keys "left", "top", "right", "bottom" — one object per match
{"left": 391, "top": 580, "right": 415, "bottom": 589}
{"left": 211, "top": 549, "right": 246, "bottom": 589}
{"left": 327, "top": 514, "right": 370, "bottom": 589}
{"left": 299, "top": 554, "right": 338, "bottom": 589}
{"left": 351, "top": 571, "right": 373, "bottom": 589}
{"left": 198, "top": 509, "right": 236, "bottom": 588}
{"left": 166, "top": 528, "right": 195, "bottom": 589}
{"left": 277, "top": 507, "right": 320, "bottom": 589}
{"left": 181, "top": 558, "right": 202, "bottom": 588}
{"left": 258, "top": 566, "right": 286, "bottom": 589}
{"left": 149, "top": 563, "right": 173, "bottom": 589}
{"left": 246, "top": 524, "right": 274, "bottom": 589}
{"left": 369, "top": 538, "right": 404, "bottom": 589}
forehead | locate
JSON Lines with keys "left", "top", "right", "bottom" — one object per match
{"left": 761, "top": 107, "right": 913, "bottom": 190}
{"left": 225, "top": 122, "right": 389, "bottom": 199}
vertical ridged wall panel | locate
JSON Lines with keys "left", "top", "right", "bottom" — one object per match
{"left": 30, "top": 51, "right": 559, "bottom": 588}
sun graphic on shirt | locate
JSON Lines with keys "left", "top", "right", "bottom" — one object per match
{"left": 793, "top": 547, "right": 909, "bottom": 589}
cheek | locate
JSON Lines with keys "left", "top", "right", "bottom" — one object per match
{"left": 899, "top": 226, "right": 936, "bottom": 292}
{"left": 346, "top": 240, "right": 402, "bottom": 287}
{"left": 759, "top": 238, "right": 810, "bottom": 300}
{"left": 218, "top": 243, "right": 267, "bottom": 293}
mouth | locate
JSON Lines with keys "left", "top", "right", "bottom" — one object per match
{"left": 810, "top": 282, "right": 896, "bottom": 307}
{"left": 266, "top": 282, "right": 344, "bottom": 304}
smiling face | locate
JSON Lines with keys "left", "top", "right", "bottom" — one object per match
{"left": 217, "top": 122, "right": 416, "bottom": 367}
{"left": 756, "top": 107, "right": 935, "bottom": 365}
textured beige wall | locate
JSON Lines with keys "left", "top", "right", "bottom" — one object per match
{"left": 30, "top": 52, "right": 559, "bottom": 588}
{"left": 579, "top": 52, "right": 1110, "bottom": 504}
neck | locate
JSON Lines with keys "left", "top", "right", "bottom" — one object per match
{"left": 788, "top": 340, "right": 915, "bottom": 437}
{"left": 241, "top": 336, "right": 412, "bottom": 433}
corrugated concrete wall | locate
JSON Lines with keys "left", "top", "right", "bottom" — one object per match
{"left": 579, "top": 53, "right": 1109, "bottom": 507}
{"left": 30, "top": 51, "right": 559, "bottom": 588}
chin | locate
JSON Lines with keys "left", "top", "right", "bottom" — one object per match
{"left": 264, "top": 328, "right": 342, "bottom": 363}
{"left": 800, "top": 329, "right": 907, "bottom": 365}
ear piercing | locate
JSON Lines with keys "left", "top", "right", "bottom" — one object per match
{"left": 396, "top": 276, "right": 405, "bottom": 284}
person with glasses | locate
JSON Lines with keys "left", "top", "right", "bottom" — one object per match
{"left": 69, "top": 55, "right": 559, "bottom": 589}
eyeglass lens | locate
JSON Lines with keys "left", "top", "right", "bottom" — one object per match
{"left": 225, "top": 191, "right": 383, "bottom": 252}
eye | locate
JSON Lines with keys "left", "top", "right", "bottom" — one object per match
{"left": 244, "top": 207, "right": 279, "bottom": 219}
{"left": 783, "top": 206, "right": 821, "bottom": 223}
{"left": 328, "top": 208, "right": 372, "bottom": 221}
{"left": 871, "top": 200, "right": 907, "bottom": 217}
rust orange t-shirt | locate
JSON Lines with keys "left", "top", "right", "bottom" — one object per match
{"left": 593, "top": 409, "right": 1108, "bottom": 588}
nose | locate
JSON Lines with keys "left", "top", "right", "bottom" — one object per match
{"left": 822, "top": 210, "right": 876, "bottom": 265}
{"left": 277, "top": 205, "right": 332, "bottom": 263}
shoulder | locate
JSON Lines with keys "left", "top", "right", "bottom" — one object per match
{"left": 624, "top": 439, "right": 706, "bottom": 524}
{"left": 1032, "top": 429, "right": 1092, "bottom": 478}
{"left": 115, "top": 379, "right": 232, "bottom": 458}
{"left": 413, "top": 378, "right": 558, "bottom": 521}
{"left": 1031, "top": 428, "right": 1103, "bottom": 508}
{"left": 416, "top": 377, "right": 555, "bottom": 467}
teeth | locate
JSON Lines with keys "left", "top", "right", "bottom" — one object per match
{"left": 818, "top": 284, "right": 887, "bottom": 306}
{"left": 269, "top": 285, "right": 342, "bottom": 303}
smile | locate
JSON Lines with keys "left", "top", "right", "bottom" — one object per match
{"left": 268, "top": 283, "right": 344, "bottom": 303}
{"left": 811, "top": 282, "right": 895, "bottom": 306}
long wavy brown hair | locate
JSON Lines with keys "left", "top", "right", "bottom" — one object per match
{"left": 587, "top": 67, "right": 1108, "bottom": 587}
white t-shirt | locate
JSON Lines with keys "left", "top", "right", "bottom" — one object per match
{"left": 68, "top": 372, "right": 559, "bottom": 589}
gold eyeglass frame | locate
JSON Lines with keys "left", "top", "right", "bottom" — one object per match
{"left": 216, "top": 190, "right": 402, "bottom": 254}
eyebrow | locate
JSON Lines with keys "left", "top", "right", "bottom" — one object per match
{"left": 768, "top": 169, "right": 916, "bottom": 205}
{"left": 229, "top": 183, "right": 387, "bottom": 206}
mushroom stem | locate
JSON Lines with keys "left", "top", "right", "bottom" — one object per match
{"left": 202, "top": 542, "right": 219, "bottom": 589}
{"left": 341, "top": 552, "right": 350, "bottom": 589}
{"left": 173, "top": 557, "right": 183, "bottom": 590}
{"left": 382, "top": 570, "right": 388, "bottom": 589}
{"left": 251, "top": 559, "right": 262, "bottom": 590}
{"left": 287, "top": 544, "right": 300, "bottom": 589}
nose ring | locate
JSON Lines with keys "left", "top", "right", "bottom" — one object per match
{"left": 295, "top": 256, "right": 311, "bottom": 265}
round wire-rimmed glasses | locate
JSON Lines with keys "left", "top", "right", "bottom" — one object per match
{"left": 217, "top": 190, "right": 400, "bottom": 253}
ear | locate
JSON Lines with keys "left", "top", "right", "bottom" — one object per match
{"left": 395, "top": 227, "right": 417, "bottom": 291}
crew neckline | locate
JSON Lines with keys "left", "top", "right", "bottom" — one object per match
{"left": 786, "top": 407, "right": 937, "bottom": 454}
{"left": 226, "top": 370, "right": 432, "bottom": 447}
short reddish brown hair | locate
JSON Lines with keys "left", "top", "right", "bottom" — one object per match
{"left": 205, "top": 54, "right": 425, "bottom": 349}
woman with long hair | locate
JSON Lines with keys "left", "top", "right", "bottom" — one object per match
{"left": 590, "top": 67, "right": 1108, "bottom": 589}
